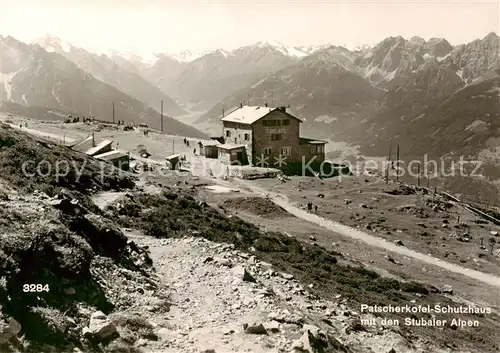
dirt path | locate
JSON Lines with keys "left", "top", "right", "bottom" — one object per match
{"left": 121, "top": 231, "right": 419, "bottom": 353}
{"left": 124, "top": 232, "right": 285, "bottom": 353}
{"left": 227, "top": 178, "right": 500, "bottom": 289}
{"left": 4, "top": 122, "right": 77, "bottom": 144}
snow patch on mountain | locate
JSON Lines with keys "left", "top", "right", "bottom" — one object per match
{"left": 167, "top": 50, "right": 205, "bottom": 63}
{"left": 437, "top": 53, "right": 451, "bottom": 62}
{"left": 363, "top": 65, "right": 397, "bottom": 84}
{"left": 384, "top": 69, "right": 398, "bottom": 81}
{"left": 465, "top": 119, "right": 487, "bottom": 132}
{"left": 48, "top": 110, "right": 67, "bottom": 118}
{"left": 342, "top": 44, "right": 374, "bottom": 51}
{"left": 251, "top": 77, "right": 268, "bottom": 89}
{"left": 295, "top": 44, "right": 331, "bottom": 55}
{"left": 135, "top": 52, "right": 159, "bottom": 65}
{"left": 285, "top": 47, "right": 309, "bottom": 57}
{"left": 0, "top": 71, "right": 19, "bottom": 100}
{"left": 314, "top": 115, "right": 338, "bottom": 123}
{"left": 52, "top": 87, "right": 61, "bottom": 104}
{"left": 254, "top": 41, "right": 309, "bottom": 57}
{"left": 105, "top": 49, "right": 159, "bottom": 66}
{"left": 33, "top": 34, "right": 72, "bottom": 53}
{"left": 487, "top": 84, "right": 500, "bottom": 95}
{"left": 214, "top": 49, "right": 232, "bottom": 58}
{"left": 363, "top": 51, "right": 373, "bottom": 59}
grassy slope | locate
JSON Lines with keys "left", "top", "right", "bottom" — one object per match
{"left": 109, "top": 188, "right": 500, "bottom": 353}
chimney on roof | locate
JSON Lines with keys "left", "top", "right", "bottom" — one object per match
{"left": 222, "top": 108, "right": 225, "bottom": 117}
{"left": 278, "top": 105, "right": 287, "bottom": 112}
{"left": 240, "top": 102, "right": 243, "bottom": 109}
{"left": 265, "top": 102, "right": 268, "bottom": 107}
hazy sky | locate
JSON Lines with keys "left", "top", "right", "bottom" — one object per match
{"left": 1, "top": 0, "right": 499, "bottom": 56}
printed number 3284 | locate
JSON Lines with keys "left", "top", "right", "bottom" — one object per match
{"left": 23, "top": 284, "right": 49, "bottom": 292}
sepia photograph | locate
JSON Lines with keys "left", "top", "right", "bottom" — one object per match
{"left": 0, "top": 0, "right": 499, "bottom": 352}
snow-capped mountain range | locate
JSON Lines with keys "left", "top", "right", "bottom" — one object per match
{"left": 2, "top": 32, "right": 499, "bottom": 164}
{"left": 33, "top": 35, "right": 356, "bottom": 66}
{"left": 118, "top": 42, "right": 372, "bottom": 65}
{"left": 196, "top": 32, "right": 500, "bottom": 164}
{"left": 2, "top": 31, "right": 500, "bottom": 205}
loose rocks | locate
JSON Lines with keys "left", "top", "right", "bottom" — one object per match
{"left": 231, "top": 265, "right": 257, "bottom": 283}
{"left": 243, "top": 322, "right": 268, "bottom": 335}
{"left": 88, "top": 311, "right": 119, "bottom": 342}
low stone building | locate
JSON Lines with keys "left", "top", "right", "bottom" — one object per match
{"left": 217, "top": 144, "right": 248, "bottom": 165}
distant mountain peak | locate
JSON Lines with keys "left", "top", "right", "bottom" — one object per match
{"left": 482, "top": 32, "right": 499, "bottom": 45}
{"left": 409, "top": 36, "right": 426, "bottom": 45}
{"left": 250, "top": 40, "right": 312, "bottom": 58}
{"left": 107, "top": 49, "right": 159, "bottom": 66}
{"left": 33, "top": 33, "right": 72, "bottom": 53}
{"left": 211, "top": 48, "right": 232, "bottom": 57}
{"left": 254, "top": 40, "right": 286, "bottom": 48}
{"left": 483, "top": 32, "right": 499, "bottom": 40}
{"left": 428, "top": 37, "right": 448, "bottom": 43}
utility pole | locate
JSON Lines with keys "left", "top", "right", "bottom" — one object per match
{"left": 396, "top": 144, "right": 400, "bottom": 183}
{"left": 112, "top": 102, "right": 115, "bottom": 124}
{"left": 161, "top": 100, "right": 164, "bottom": 133}
{"left": 222, "top": 108, "right": 225, "bottom": 139}
{"left": 385, "top": 139, "right": 393, "bottom": 184}
{"left": 271, "top": 90, "right": 274, "bottom": 107}
{"left": 417, "top": 163, "right": 420, "bottom": 186}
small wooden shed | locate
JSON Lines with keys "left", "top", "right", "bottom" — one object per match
{"left": 198, "top": 140, "right": 219, "bottom": 159}
{"left": 94, "top": 150, "right": 130, "bottom": 170}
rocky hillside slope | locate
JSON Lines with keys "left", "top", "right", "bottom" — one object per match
{"left": 0, "top": 123, "right": 163, "bottom": 353}
{"left": 33, "top": 35, "right": 186, "bottom": 117}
